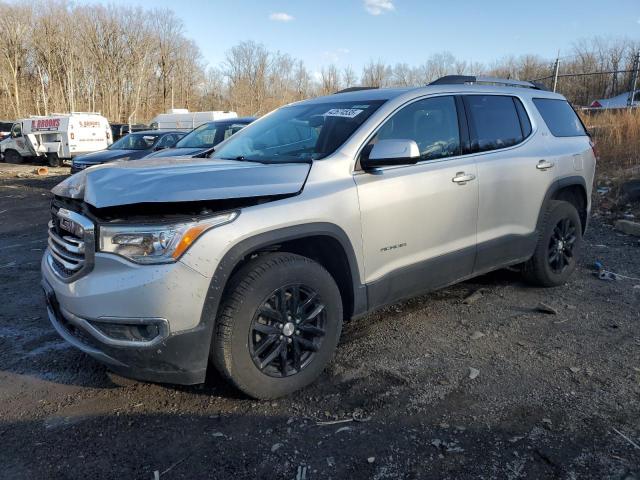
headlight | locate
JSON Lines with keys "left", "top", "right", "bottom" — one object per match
{"left": 99, "top": 211, "right": 238, "bottom": 264}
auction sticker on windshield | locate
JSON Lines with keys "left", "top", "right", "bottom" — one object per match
{"left": 324, "top": 108, "right": 363, "bottom": 118}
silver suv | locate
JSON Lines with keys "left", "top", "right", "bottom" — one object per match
{"left": 42, "top": 76, "right": 596, "bottom": 399}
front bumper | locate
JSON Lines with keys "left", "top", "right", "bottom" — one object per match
{"left": 41, "top": 251, "right": 214, "bottom": 385}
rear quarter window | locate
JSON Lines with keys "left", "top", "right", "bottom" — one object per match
{"left": 533, "top": 98, "right": 587, "bottom": 137}
{"left": 463, "top": 95, "right": 530, "bottom": 153}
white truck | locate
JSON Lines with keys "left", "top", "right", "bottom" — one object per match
{"left": 1, "top": 112, "right": 112, "bottom": 167}
{"left": 149, "top": 109, "right": 238, "bottom": 131}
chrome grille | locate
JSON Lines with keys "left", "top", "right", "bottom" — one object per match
{"left": 47, "top": 207, "right": 95, "bottom": 281}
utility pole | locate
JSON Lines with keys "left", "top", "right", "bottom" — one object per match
{"left": 552, "top": 55, "right": 560, "bottom": 93}
{"left": 628, "top": 52, "right": 640, "bottom": 108}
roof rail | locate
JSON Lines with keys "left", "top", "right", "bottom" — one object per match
{"left": 334, "top": 86, "right": 378, "bottom": 94}
{"left": 429, "top": 75, "right": 547, "bottom": 90}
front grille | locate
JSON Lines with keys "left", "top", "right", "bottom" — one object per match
{"left": 47, "top": 206, "right": 95, "bottom": 281}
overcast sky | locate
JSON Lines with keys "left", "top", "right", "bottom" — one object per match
{"left": 103, "top": 0, "right": 639, "bottom": 75}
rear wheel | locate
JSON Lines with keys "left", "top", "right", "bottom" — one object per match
{"left": 523, "top": 200, "right": 582, "bottom": 287}
{"left": 211, "top": 252, "right": 343, "bottom": 399}
{"left": 4, "top": 150, "right": 22, "bottom": 164}
{"left": 46, "top": 153, "right": 61, "bottom": 167}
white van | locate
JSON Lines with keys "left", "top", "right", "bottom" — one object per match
{"left": 149, "top": 109, "right": 238, "bottom": 131}
{"left": 1, "top": 112, "right": 112, "bottom": 166}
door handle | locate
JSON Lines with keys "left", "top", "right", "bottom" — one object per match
{"left": 452, "top": 172, "right": 476, "bottom": 185}
{"left": 536, "top": 160, "right": 555, "bottom": 170}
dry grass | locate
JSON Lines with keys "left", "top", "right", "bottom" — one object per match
{"left": 580, "top": 109, "right": 640, "bottom": 178}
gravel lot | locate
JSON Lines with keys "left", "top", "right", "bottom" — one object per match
{"left": 1, "top": 164, "right": 639, "bottom": 479}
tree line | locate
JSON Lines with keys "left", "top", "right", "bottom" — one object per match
{"left": 0, "top": 1, "right": 638, "bottom": 123}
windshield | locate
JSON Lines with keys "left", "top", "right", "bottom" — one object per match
{"left": 212, "top": 100, "right": 385, "bottom": 162}
{"left": 175, "top": 123, "right": 220, "bottom": 149}
{"left": 109, "top": 133, "right": 159, "bottom": 150}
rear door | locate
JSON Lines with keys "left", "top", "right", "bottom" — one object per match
{"left": 354, "top": 95, "right": 479, "bottom": 307}
{"left": 463, "top": 94, "right": 553, "bottom": 272}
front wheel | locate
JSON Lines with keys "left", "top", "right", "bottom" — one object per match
{"left": 4, "top": 150, "right": 23, "bottom": 164}
{"left": 211, "top": 252, "right": 343, "bottom": 399}
{"left": 523, "top": 200, "right": 582, "bottom": 287}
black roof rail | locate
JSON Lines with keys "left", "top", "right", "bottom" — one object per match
{"left": 429, "top": 75, "right": 547, "bottom": 90}
{"left": 334, "top": 86, "right": 378, "bottom": 94}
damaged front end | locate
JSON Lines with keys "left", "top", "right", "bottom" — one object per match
{"left": 50, "top": 156, "right": 311, "bottom": 266}
{"left": 43, "top": 156, "right": 312, "bottom": 384}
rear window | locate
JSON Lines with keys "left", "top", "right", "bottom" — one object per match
{"left": 533, "top": 98, "right": 587, "bottom": 137}
{"left": 463, "top": 95, "right": 530, "bottom": 153}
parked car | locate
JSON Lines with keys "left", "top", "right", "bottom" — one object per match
{"left": 43, "top": 76, "right": 595, "bottom": 399}
{"left": 590, "top": 90, "right": 640, "bottom": 109}
{"left": 110, "top": 123, "right": 149, "bottom": 142}
{"left": 70, "top": 130, "right": 184, "bottom": 173}
{"left": 145, "top": 117, "right": 255, "bottom": 159}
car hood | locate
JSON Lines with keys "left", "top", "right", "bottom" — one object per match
{"left": 52, "top": 157, "right": 311, "bottom": 209}
{"left": 146, "top": 147, "right": 207, "bottom": 158}
{"left": 73, "top": 149, "right": 138, "bottom": 164}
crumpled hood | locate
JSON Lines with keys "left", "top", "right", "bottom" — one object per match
{"left": 52, "top": 157, "right": 311, "bottom": 209}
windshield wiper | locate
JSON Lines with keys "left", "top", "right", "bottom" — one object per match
{"left": 193, "top": 146, "right": 216, "bottom": 158}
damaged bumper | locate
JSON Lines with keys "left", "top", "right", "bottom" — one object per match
{"left": 41, "top": 252, "right": 214, "bottom": 385}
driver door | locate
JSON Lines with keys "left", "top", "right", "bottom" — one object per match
{"left": 354, "top": 95, "right": 478, "bottom": 308}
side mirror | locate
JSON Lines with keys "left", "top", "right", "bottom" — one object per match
{"left": 153, "top": 145, "right": 167, "bottom": 151}
{"left": 360, "top": 139, "right": 420, "bottom": 170}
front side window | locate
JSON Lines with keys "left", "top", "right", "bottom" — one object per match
{"left": 109, "top": 133, "right": 159, "bottom": 150}
{"left": 533, "top": 98, "right": 587, "bottom": 137}
{"left": 223, "top": 123, "right": 248, "bottom": 140}
{"left": 175, "top": 123, "right": 219, "bottom": 149}
{"left": 212, "top": 100, "right": 385, "bottom": 163}
{"left": 11, "top": 123, "right": 22, "bottom": 137}
{"left": 464, "top": 95, "right": 528, "bottom": 152}
{"left": 365, "top": 95, "right": 461, "bottom": 161}
{"left": 156, "top": 133, "right": 181, "bottom": 148}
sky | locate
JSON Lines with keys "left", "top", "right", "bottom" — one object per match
{"left": 101, "top": 0, "right": 639, "bottom": 76}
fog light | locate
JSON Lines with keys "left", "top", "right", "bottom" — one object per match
{"left": 92, "top": 322, "right": 161, "bottom": 342}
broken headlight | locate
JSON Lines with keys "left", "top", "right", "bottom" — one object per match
{"left": 99, "top": 211, "right": 238, "bottom": 264}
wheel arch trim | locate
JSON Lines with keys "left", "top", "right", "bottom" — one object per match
{"left": 536, "top": 175, "right": 589, "bottom": 234}
{"left": 198, "top": 222, "right": 366, "bottom": 345}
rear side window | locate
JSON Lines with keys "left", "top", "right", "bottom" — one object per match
{"left": 533, "top": 98, "right": 587, "bottom": 137}
{"left": 463, "top": 95, "right": 530, "bottom": 153}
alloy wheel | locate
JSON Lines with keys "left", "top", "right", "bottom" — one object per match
{"left": 548, "top": 217, "right": 577, "bottom": 273}
{"left": 249, "top": 284, "right": 326, "bottom": 377}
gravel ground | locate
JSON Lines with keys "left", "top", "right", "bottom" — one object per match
{"left": 0, "top": 164, "right": 639, "bottom": 479}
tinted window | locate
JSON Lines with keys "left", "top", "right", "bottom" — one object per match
{"left": 109, "top": 133, "right": 159, "bottom": 150}
{"left": 465, "top": 95, "right": 526, "bottom": 152}
{"left": 223, "top": 123, "right": 248, "bottom": 140}
{"left": 156, "top": 133, "right": 181, "bottom": 148}
{"left": 368, "top": 96, "right": 460, "bottom": 161}
{"left": 514, "top": 98, "right": 532, "bottom": 137}
{"left": 176, "top": 123, "right": 219, "bottom": 148}
{"left": 533, "top": 98, "right": 587, "bottom": 137}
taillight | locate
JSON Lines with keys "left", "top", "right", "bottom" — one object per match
{"left": 70, "top": 132, "right": 75, "bottom": 140}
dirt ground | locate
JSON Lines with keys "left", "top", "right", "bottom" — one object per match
{"left": 0, "top": 163, "right": 639, "bottom": 479}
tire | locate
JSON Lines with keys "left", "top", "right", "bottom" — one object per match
{"left": 523, "top": 200, "right": 582, "bottom": 287}
{"left": 47, "top": 153, "right": 61, "bottom": 167}
{"left": 4, "top": 150, "right": 22, "bottom": 164}
{"left": 211, "top": 252, "right": 343, "bottom": 399}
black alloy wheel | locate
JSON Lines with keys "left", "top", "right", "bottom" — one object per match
{"left": 249, "top": 284, "right": 326, "bottom": 377}
{"left": 547, "top": 217, "right": 578, "bottom": 274}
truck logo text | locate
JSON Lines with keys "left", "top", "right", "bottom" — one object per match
{"left": 31, "top": 118, "right": 60, "bottom": 131}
